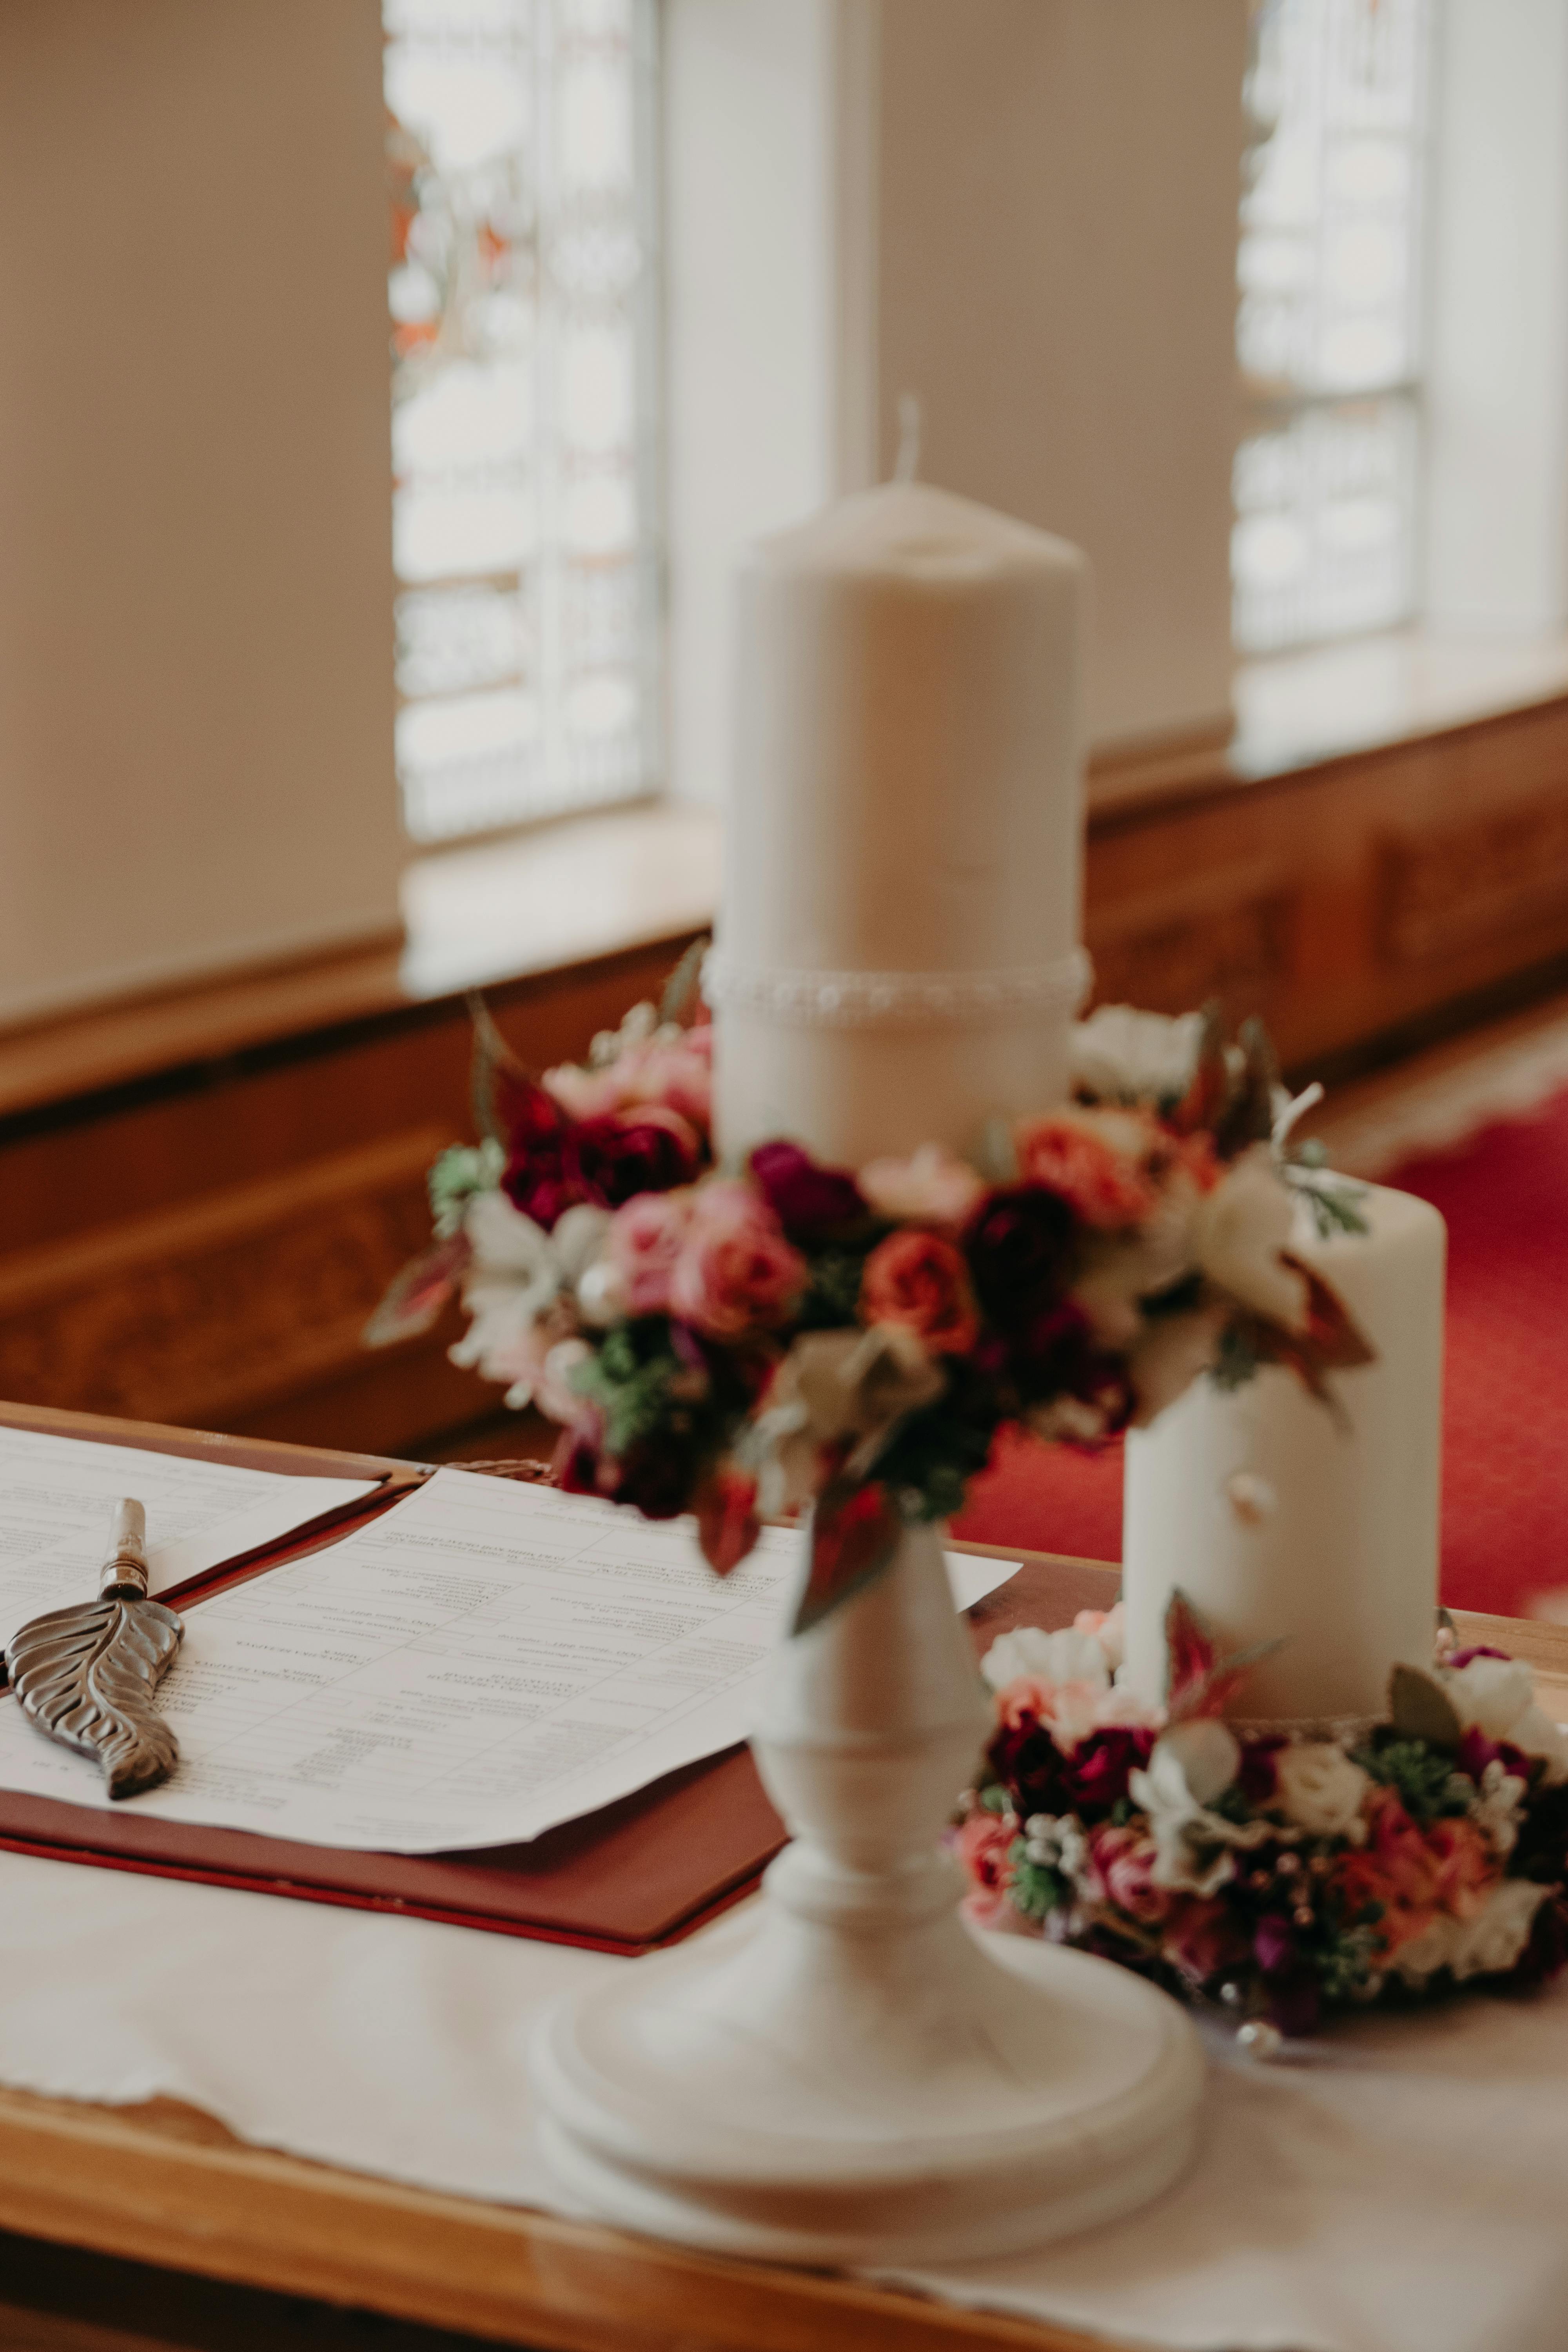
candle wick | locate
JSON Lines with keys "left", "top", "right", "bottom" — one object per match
{"left": 894, "top": 392, "right": 922, "bottom": 484}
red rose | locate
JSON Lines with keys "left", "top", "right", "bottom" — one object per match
{"left": 748, "top": 1141, "right": 867, "bottom": 1239}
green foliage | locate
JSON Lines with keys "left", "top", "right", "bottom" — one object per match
{"left": 976, "top": 1782, "right": 1013, "bottom": 1816}
{"left": 1007, "top": 1842, "right": 1067, "bottom": 1922}
{"left": 1312, "top": 1920, "right": 1385, "bottom": 2005}
{"left": 571, "top": 1323, "right": 687, "bottom": 1456}
{"left": 877, "top": 1366, "right": 1000, "bottom": 1526}
{"left": 1289, "top": 1167, "right": 1371, "bottom": 1240}
{"left": 795, "top": 1245, "right": 876, "bottom": 1330}
{"left": 1354, "top": 1733, "right": 1472, "bottom": 1824}
{"left": 428, "top": 1139, "right": 505, "bottom": 1238}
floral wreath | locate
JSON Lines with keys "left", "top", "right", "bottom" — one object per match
{"left": 370, "top": 959, "right": 1370, "bottom": 1632}
{"left": 956, "top": 1595, "right": 1568, "bottom": 2041}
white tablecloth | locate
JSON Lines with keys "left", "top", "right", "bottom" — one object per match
{"left": 1, "top": 1848, "right": 1565, "bottom": 2352}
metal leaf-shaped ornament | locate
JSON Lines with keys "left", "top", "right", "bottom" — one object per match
{"left": 3, "top": 1498, "right": 184, "bottom": 1798}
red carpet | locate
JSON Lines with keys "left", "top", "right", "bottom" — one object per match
{"left": 953, "top": 1090, "right": 1568, "bottom": 1620}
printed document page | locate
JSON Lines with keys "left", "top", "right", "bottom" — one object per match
{"left": 0, "top": 1424, "right": 377, "bottom": 1651}
{"left": 0, "top": 1467, "right": 1018, "bottom": 1853}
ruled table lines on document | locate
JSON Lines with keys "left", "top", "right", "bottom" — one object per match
{"left": 0, "top": 1424, "right": 376, "bottom": 1652}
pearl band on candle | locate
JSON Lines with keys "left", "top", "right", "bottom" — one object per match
{"left": 702, "top": 946, "right": 1091, "bottom": 1030}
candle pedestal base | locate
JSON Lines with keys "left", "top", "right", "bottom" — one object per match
{"left": 532, "top": 1521, "right": 1203, "bottom": 2265}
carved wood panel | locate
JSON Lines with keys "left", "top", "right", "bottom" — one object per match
{"left": 1085, "top": 862, "right": 1294, "bottom": 1022}
{"left": 0, "top": 1128, "right": 450, "bottom": 1431}
{"left": 1381, "top": 794, "right": 1568, "bottom": 966}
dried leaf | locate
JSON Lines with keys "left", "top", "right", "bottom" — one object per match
{"left": 362, "top": 1233, "right": 470, "bottom": 1348}
{"left": 694, "top": 1470, "right": 762, "bottom": 1577}
{"left": 1248, "top": 1258, "right": 1376, "bottom": 1408}
{"left": 1167, "top": 1002, "right": 1229, "bottom": 1137}
{"left": 6, "top": 1597, "right": 184, "bottom": 1797}
{"left": 1163, "top": 1587, "right": 1218, "bottom": 1714}
{"left": 1164, "top": 1584, "right": 1283, "bottom": 1721}
{"left": 1213, "top": 1018, "right": 1279, "bottom": 1160}
{"left": 791, "top": 1477, "right": 903, "bottom": 1637}
{"left": 467, "top": 990, "right": 533, "bottom": 1145}
{"left": 660, "top": 934, "right": 711, "bottom": 1025}
{"left": 1388, "top": 1662, "right": 1464, "bottom": 1747}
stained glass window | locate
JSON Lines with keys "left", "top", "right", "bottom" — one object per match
{"left": 1233, "top": 0, "right": 1434, "bottom": 653}
{"left": 386, "top": 0, "right": 659, "bottom": 842}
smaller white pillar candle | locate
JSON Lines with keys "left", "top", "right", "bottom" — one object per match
{"left": 1122, "top": 1182, "right": 1446, "bottom": 1726}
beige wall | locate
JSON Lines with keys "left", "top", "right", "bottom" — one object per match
{"left": 876, "top": 0, "right": 1247, "bottom": 754}
{"left": 0, "top": 0, "right": 403, "bottom": 1026}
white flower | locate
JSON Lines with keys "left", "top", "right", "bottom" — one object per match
{"left": 1130, "top": 1719, "right": 1274, "bottom": 1894}
{"left": 465, "top": 1191, "right": 560, "bottom": 1310}
{"left": 1272, "top": 1743, "right": 1371, "bottom": 1840}
{"left": 1191, "top": 1147, "right": 1308, "bottom": 1330}
{"left": 1470, "top": 1758, "right": 1528, "bottom": 1859}
{"left": 1022, "top": 1813, "right": 1087, "bottom": 1874}
{"left": 1510, "top": 1705, "right": 1568, "bottom": 1784}
{"left": 1443, "top": 1655, "right": 1536, "bottom": 1741}
{"left": 858, "top": 1143, "right": 984, "bottom": 1227}
{"left": 1440, "top": 1655, "right": 1568, "bottom": 1785}
{"left": 551, "top": 1202, "right": 615, "bottom": 1285}
{"left": 1072, "top": 1602, "right": 1126, "bottom": 1674}
{"left": 1391, "top": 1878, "right": 1548, "bottom": 1987}
{"left": 981, "top": 1625, "right": 1112, "bottom": 1695}
{"left": 1069, "top": 1005, "right": 1205, "bottom": 1106}
{"left": 450, "top": 1194, "right": 613, "bottom": 1409}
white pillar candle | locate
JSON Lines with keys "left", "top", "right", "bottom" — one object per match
{"left": 709, "top": 481, "right": 1087, "bottom": 1169}
{"left": 1122, "top": 1182, "right": 1446, "bottom": 1727}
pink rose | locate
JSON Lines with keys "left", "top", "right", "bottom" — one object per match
{"left": 996, "top": 1674, "right": 1104, "bottom": 1754}
{"left": 668, "top": 1180, "right": 807, "bottom": 1339}
{"left": 630, "top": 1028, "right": 713, "bottom": 1130}
{"left": 1013, "top": 1109, "right": 1160, "bottom": 1229}
{"left": 958, "top": 1809, "right": 1018, "bottom": 1927}
{"left": 544, "top": 1027, "right": 713, "bottom": 1133}
{"left": 1083, "top": 1822, "right": 1170, "bottom": 1926}
{"left": 858, "top": 1229, "right": 979, "bottom": 1355}
{"left": 859, "top": 1144, "right": 984, "bottom": 1228}
{"left": 606, "top": 1190, "right": 695, "bottom": 1316}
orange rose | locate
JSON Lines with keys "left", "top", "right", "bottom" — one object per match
{"left": 1425, "top": 1815, "right": 1500, "bottom": 1923}
{"left": 1332, "top": 1789, "right": 1447, "bottom": 1956}
{"left": 859, "top": 1228, "right": 980, "bottom": 1354}
{"left": 1013, "top": 1110, "right": 1160, "bottom": 1229}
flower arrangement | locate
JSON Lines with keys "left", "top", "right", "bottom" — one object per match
{"left": 956, "top": 1595, "right": 1568, "bottom": 2039}
{"left": 369, "top": 976, "right": 1370, "bottom": 1630}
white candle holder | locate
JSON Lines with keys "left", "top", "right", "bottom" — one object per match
{"left": 533, "top": 1518, "right": 1203, "bottom": 2264}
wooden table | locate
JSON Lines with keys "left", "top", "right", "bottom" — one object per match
{"left": 0, "top": 1403, "right": 1564, "bottom": 2352}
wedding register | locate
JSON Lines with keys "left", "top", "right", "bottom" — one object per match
{"left": 0, "top": 1439, "right": 1020, "bottom": 1938}
{"left": 0, "top": 1468, "right": 1014, "bottom": 1853}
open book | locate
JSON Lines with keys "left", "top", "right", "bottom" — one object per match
{"left": 0, "top": 1416, "right": 1036, "bottom": 1952}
